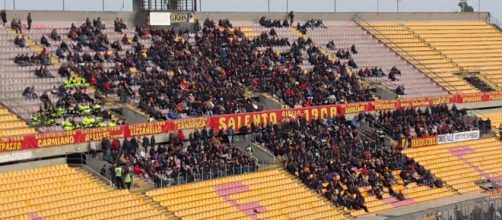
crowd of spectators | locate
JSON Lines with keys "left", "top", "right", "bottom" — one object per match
{"left": 103, "top": 129, "right": 257, "bottom": 187}
{"left": 22, "top": 16, "right": 374, "bottom": 124}
{"left": 249, "top": 115, "right": 442, "bottom": 211}
{"left": 357, "top": 66, "right": 402, "bottom": 82}
{"left": 14, "top": 53, "right": 51, "bottom": 66}
{"left": 249, "top": 36, "right": 373, "bottom": 107}
{"left": 296, "top": 19, "right": 326, "bottom": 34}
{"left": 252, "top": 31, "right": 290, "bottom": 47}
{"left": 259, "top": 16, "right": 290, "bottom": 28}
{"left": 363, "top": 105, "right": 491, "bottom": 141}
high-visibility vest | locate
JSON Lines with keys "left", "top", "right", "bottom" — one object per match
{"left": 115, "top": 167, "right": 122, "bottom": 177}
{"left": 124, "top": 174, "right": 132, "bottom": 183}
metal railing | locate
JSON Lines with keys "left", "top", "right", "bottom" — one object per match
{"left": 65, "top": 152, "right": 113, "bottom": 187}
{"left": 154, "top": 164, "right": 258, "bottom": 188}
{"left": 352, "top": 14, "right": 458, "bottom": 95}
{"left": 465, "top": 67, "right": 502, "bottom": 91}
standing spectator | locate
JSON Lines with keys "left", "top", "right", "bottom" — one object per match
{"left": 27, "top": 12, "right": 32, "bottom": 30}
{"left": 124, "top": 170, "right": 133, "bottom": 190}
{"left": 227, "top": 127, "right": 234, "bottom": 143}
{"left": 114, "top": 164, "right": 124, "bottom": 189}
{"left": 0, "top": 10, "right": 6, "bottom": 26}
{"left": 101, "top": 138, "right": 111, "bottom": 158}
{"left": 288, "top": 11, "right": 294, "bottom": 26}
{"left": 142, "top": 136, "right": 150, "bottom": 150}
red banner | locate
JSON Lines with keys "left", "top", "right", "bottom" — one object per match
{"left": 0, "top": 92, "right": 501, "bottom": 153}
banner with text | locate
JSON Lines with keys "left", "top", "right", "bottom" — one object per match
{"left": 437, "top": 130, "right": 480, "bottom": 145}
{"left": 1, "top": 92, "right": 501, "bottom": 153}
{"left": 410, "top": 136, "right": 438, "bottom": 148}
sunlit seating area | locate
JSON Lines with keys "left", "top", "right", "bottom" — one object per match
{"left": 146, "top": 169, "right": 345, "bottom": 220}
{"left": 0, "top": 164, "right": 164, "bottom": 220}
{"left": 362, "top": 22, "right": 478, "bottom": 94}
{"left": 350, "top": 170, "right": 456, "bottom": 217}
{"left": 0, "top": 107, "right": 36, "bottom": 137}
{"left": 406, "top": 22, "right": 502, "bottom": 87}
{"left": 403, "top": 138, "right": 502, "bottom": 194}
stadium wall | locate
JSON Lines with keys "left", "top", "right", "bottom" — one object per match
{"left": 378, "top": 192, "right": 499, "bottom": 220}
{"left": 3, "top": 10, "right": 146, "bottom": 24}
{"left": 194, "top": 12, "right": 489, "bottom": 22}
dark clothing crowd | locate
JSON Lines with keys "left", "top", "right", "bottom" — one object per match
{"left": 103, "top": 129, "right": 257, "bottom": 187}
{"left": 250, "top": 115, "right": 442, "bottom": 211}
{"left": 364, "top": 105, "right": 491, "bottom": 141}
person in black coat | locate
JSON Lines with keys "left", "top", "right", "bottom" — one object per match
{"left": 0, "top": 10, "right": 6, "bottom": 26}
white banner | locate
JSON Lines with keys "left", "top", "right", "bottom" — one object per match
{"left": 0, "top": 151, "right": 32, "bottom": 163}
{"left": 150, "top": 12, "right": 171, "bottom": 26}
{"left": 437, "top": 130, "right": 480, "bottom": 144}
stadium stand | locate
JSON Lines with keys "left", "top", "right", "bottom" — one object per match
{"left": 0, "top": 164, "right": 165, "bottom": 220}
{"left": 146, "top": 168, "right": 346, "bottom": 220}
{"left": 360, "top": 21, "right": 479, "bottom": 94}
{"left": 233, "top": 20, "right": 374, "bottom": 108}
{"left": 0, "top": 27, "right": 64, "bottom": 122}
{"left": 102, "top": 131, "right": 258, "bottom": 187}
{"left": 402, "top": 138, "right": 502, "bottom": 194}
{"left": 0, "top": 106, "right": 36, "bottom": 136}
{"left": 479, "top": 112, "right": 500, "bottom": 129}
{"left": 405, "top": 22, "right": 502, "bottom": 89}
{"left": 363, "top": 104, "right": 491, "bottom": 141}
{"left": 304, "top": 21, "right": 448, "bottom": 98}
{"left": 249, "top": 114, "right": 454, "bottom": 216}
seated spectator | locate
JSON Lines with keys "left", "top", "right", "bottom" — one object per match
{"left": 121, "top": 34, "right": 130, "bottom": 45}
{"left": 114, "top": 17, "right": 127, "bottom": 33}
{"left": 282, "top": 19, "right": 289, "bottom": 27}
{"left": 259, "top": 16, "right": 283, "bottom": 28}
{"left": 50, "top": 28, "right": 61, "bottom": 41}
{"left": 14, "top": 54, "right": 30, "bottom": 66}
{"left": 218, "top": 18, "right": 233, "bottom": 28}
{"left": 14, "top": 35, "right": 26, "bottom": 48}
{"left": 23, "top": 86, "right": 37, "bottom": 99}
{"left": 35, "top": 65, "right": 54, "bottom": 78}
{"left": 388, "top": 66, "right": 401, "bottom": 81}
{"left": 58, "top": 64, "right": 71, "bottom": 79}
{"left": 56, "top": 47, "right": 65, "bottom": 59}
{"left": 326, "top": 40, "right": 336, "bottom": 50}
{"left": 348, "top": 59, "right": 358, "bottom": 68}
{"left": 111, "top": 40, "right": 122, "bottom": 51}
{"left": 395, "top": 85, "right": 405, "bottom": 96}
{"left": 40, "top": 35, "right": 50, "bottom": 47}
{"left": 296, "top": 22, "right": 307, "bottom": 35}
{"left": 11, "top": 18, "right": 21, "bottom": 33}
{"left": 351, "top": 44, "right": 358, "bottom": 54}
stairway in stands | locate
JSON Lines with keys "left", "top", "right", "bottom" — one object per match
{"left": 128, "top": 177, "right": 178, "bottom": 219}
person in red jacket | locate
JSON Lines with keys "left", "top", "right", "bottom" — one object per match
{"left": 112, "top": 138, "right": 121, "bottom": 156}
{"left": 177, "top": 130, "right": 185, "bottom": 143}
